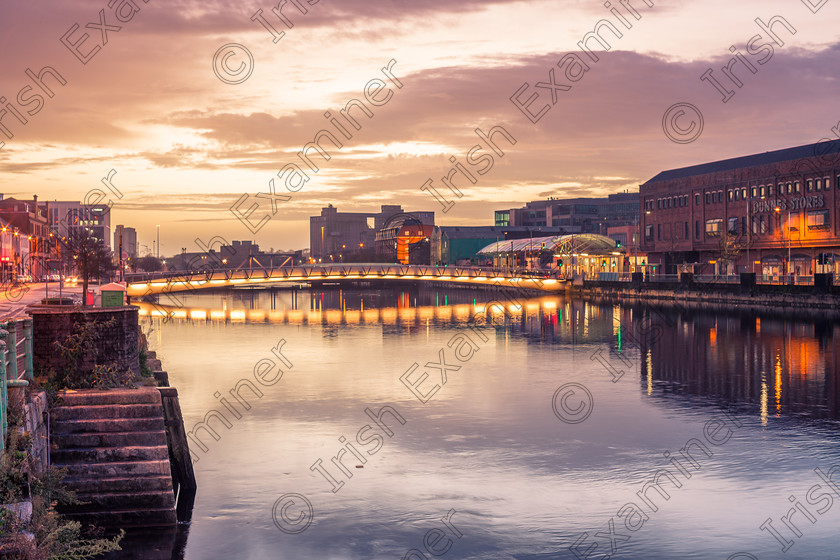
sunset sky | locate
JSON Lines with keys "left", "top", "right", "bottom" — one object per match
{"left": 1, "top": 0, "right": 839, "bottom": 255}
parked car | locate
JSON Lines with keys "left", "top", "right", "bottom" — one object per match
{"left": 15, "top": 274, "right": 32, "bottom": 283}
{"left": 47, "top": 274, "right": 61, "bottom": 282}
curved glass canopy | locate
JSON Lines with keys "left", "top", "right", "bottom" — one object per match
{"left": 477, "top": 234, "right": 621, "bottom": 256}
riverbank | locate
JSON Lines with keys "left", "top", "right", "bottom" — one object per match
{"left": 570, "top": 278, "right": 840, "bottom": 317}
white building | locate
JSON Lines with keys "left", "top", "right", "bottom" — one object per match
{"left": 47, "top": 201, "right": 112, "bottom": 250}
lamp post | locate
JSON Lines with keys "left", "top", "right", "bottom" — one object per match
{"left": 774, "top": 207, "right": 791, "bottom": 282}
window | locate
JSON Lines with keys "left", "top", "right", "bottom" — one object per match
{"left": 751, "top": 186, "right": 757, "bottom": 198}
{"left": 760, "top": 186, "right": 765, "bottom": 197}
{"left": 794, "top": 181, "right": 800, "bottom": 193}
{"left": 825, "top": 177, "right": 831, "bottom": 190}
{"left": 752, "top": 216, "right": 759, "bottom": 235}
{"left": 728, "top": 190, "right": 734, "bottom": 201}
{"left": 807, "top": 179, "right": 813, "bottom": 192}
{"left": 695, "top": 193, "right": 701, "bottom": 206}
{"left": 816, "top": 179, "right": 822, "bottom": 191}
{"left": 727, "top": 217, "right": 739, "bottom": 234}
{"left": 760, "top": 215, "right": 767, "bottom": 234}
{"left": 684, "top": 195, "right": 689, "bottom": 206}
{"left": 645, "top": 225, "right": 654, "bottom": 241}
{"left": 741, "top": 187, "right": 747, "bottom": 199}
{"left": 706, "top": 192, "right": 711, "bottom": 204}
{"left": 684, "top": 221, "right": 689, "bottom": 239}
{"left": 807, "top": 210, "right": 830, "bottom": 230}
{"left": 768, "top": 185, "right": 774, "bottom": 196}
{"left": 705, "top": 219, "right": 723, "bottom": 236}
{"left": 786, "top": 182, "right": 792, "bottom": 194}
{"left": 657, "top": 199, "right": 662, "bottom": 209}
{"left": 657, "top": 224, "right": 661, "bottom": 240}
{"left": 695, "top": 220, "right": 700, "bottom": 239}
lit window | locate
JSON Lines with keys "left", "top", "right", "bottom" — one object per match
{"left": 816, "top": 179, "right": 822, "bottom": 191}
{"left": 806, "top": 210, "right": 830, "bottom": 230}
{"left": 705, "top": 219, "right": 723, "bottom": 236}
{"left": 807, "top": 179, "right": 813, "bottom": 192}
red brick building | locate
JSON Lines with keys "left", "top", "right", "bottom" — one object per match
{"left": 640, "top": 142, "right": 840, "bottom": 278}
{"left": 0, "top": 195, "right": 55, "bottom": 280}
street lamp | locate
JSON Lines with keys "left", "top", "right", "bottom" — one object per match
{"left": 774, "top": 207, "right": 792, "bottom": 281}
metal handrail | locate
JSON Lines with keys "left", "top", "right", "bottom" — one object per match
{"left": 0, "top": 317, "right": 33, "bottom": 452}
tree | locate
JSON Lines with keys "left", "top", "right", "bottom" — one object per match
{"left": 717, "top": 228, "right": 748, "bottom": 275}
{"left": 131, "top": 255, "right": 164, "bottom": 272}
{"left": 61, "top": 229, "right": 115, "bottom": 305}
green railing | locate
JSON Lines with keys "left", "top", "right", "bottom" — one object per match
{"left": 0, "top": 318, "right": 34, "bottom": 452}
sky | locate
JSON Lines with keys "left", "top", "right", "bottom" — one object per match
{"left": 1, "top": 0, "right": 839, "bottom": 255}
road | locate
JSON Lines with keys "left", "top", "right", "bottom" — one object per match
{"left": 0, "top": 282, "right": 84, "bottom": 320}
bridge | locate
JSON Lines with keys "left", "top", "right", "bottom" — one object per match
{"left": 125, "top": 264, "right": 564, "bottom": 297}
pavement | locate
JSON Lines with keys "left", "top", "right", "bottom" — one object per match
{"left": 0, "top": 282, "right": 84, "bottom": 320}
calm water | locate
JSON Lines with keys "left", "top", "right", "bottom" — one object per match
{"left": 112, "top": 287, "right": 840, "bottom": 560}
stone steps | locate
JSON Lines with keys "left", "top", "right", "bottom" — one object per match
{"left": 56, "top": 389, "right": 162, "bottom": 406}
{"left": 53, "top": 403, "right": 163, "bottom": 421}
{"left": 52, "top": 445, "right": 169, "bottom": 464}
{"left": 51, "top": 388, "right": 177, "bottom": 529}
{"left": 72, "top": 490, "right": 175, "bottom": 512}
{"left": 52, "top": 430, "right": 168, "bottom": 449}
{"left": 52, "top": 417, "right": 166, "bottom": 434}
{"left": 63, "top": 475, "right": 174, "bottom": 494}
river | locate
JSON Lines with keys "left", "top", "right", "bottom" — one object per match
{"left": 108, "top": 286, "right": 840, "bottom": 560}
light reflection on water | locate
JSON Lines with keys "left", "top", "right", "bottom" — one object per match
{"left": 110, "top": 288, "right": 840, "bottom": 560}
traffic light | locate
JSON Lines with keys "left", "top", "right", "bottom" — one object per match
{"left": 616, "top": 240, "right": 621, "bottom": 248}
{"left": 558, "top": 258, "right": 564, "bottom": 267}
{"left": 602, "top": 259, "right": 607, "bottom": 267}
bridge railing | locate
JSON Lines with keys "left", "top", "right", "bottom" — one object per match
{"left": 0, "top": 317, "right": 33, "bottom": 452}
{"left": 126, "top": 264, "right": 558, "bottom": 285}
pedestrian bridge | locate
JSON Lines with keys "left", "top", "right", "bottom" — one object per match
{"left": 125, "top": 264, "right": 564, "bottom": 297}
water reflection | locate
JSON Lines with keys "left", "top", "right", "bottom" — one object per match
{"left": 629, "top": 304, "right": 840, "bottom": 421}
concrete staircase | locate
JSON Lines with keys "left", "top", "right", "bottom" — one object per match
{"left": 50, "top": 387, "right": 178, "bottom": 528}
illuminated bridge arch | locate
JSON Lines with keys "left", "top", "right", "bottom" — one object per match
{"left": 125, "top": 264, "right": 565, "bottom": 297}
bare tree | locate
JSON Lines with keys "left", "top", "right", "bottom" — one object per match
{"left": 61, "top": 229, "right": 115, "bottom": 305}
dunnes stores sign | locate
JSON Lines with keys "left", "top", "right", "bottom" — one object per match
{"left": 752, "top": 195, "right": 825, "bottom": 214}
